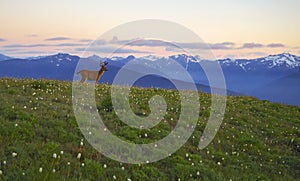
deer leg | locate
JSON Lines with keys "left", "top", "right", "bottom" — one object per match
{"left": 80, "top": 77, "right": 86, "bottom": 83}
{"left": 95, "top": 74, "right": 101, "bottom": 85}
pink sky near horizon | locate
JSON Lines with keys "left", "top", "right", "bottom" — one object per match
{"left": 0, "top": 0, "right": 300, "bottom": 59}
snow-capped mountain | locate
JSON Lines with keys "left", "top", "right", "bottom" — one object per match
{"left": 0, "top": 52, "right": 299, "bottom": 106}
{"left": 139, "top": 55, "right": 165, "bottom": 61}
{"left": 262, "top": 53, "right": 300, "bottom": 68}
{"left": 0, "top": 53, "right": 79, "bottom": 80}
{"left": 107, "top": 53, "right": 300, "bottom": 74}
{"left": 106, "top": 53, "right": 300, "bottom": 95}
{"left": 218, "top": 53, "right": 300, "bottom": 71}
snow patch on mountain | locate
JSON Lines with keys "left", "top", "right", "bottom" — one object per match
{"left": 218, "top": 53, "right": 300, "bottom": 71}
{"left": 140, "top": 55, "right": 165, "bottom": 61}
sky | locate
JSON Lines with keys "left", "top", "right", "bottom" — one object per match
{"left": 0, "top": 0, "right": 300, "bottom": 59}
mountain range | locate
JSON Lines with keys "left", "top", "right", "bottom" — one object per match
{"left": 0, "top": 53, "right": 12, "bottom": 61}
{"left": 0, "top": 52, "right": 299, "bottom": 106}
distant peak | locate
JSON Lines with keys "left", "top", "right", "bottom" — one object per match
{"left": 267, "top": 52, "right": 296, "bottom": 58}
{"left": 170, "top": 54, "right": 188, "bottom": 59}
{"left": 139, "top": 55, "right": 164, "bottom": 61}
{"left": 127, "top": 55, "right": 135, "bottom": 59}
{"left": 0, "top": 53, "right": 12, "bottom": 61}
{"left": 56, "top": 53, "right": 70, "bottom": 56}
{"left": 87, "top": 54, "right": 101, "bottom": 59}
{"left": 46, "top": 53, "right": 70, "bottom": 58}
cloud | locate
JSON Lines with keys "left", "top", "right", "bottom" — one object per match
{"left": 0, "top": 38, "right": 7, "bottom": 42}
{"left": 91, "top": 37, "right": 171, "bottom": 47}
{"left": 82, "top": 37, "right": 286, "bottom": 51}
{"left": 45, "top": 37, "right": 71, "bottom": 41}
{"left": 78, "top": 39, "right": 93, "bottom": 43}
{"left": 239, "top": 42, "right": 286, "bottom": 49}
{"left": 240, "top": 43, "right": 264, "bottom": 49}
{"left": 164, "top": 42, "right": 236, "bottom": 52}
{"left": 120, "top": 39, "right": 286, "bottom": 51}
{"left": 175, "top": 42, "right": 209, "bottom": 50}
{"left": 209, "top": 42, "right": 235, "bottom": 50}
{"left": 110, "top": 38, "right": 236, "bottom": 51}
{"left": 3, "top": 44, "right": 49, "bottom": 48}
{"left": 266, "top": 43, "right": 285, "bottom": 48}
{"left": 12, "top": 50, "right": 48, "bottom": 55}
{"left": 3, "top": 43, "right": 87, "bottom": 48}
{"left": 115, "top": 39, "right": 205, "bottom": 50}
{"left": 75, "top": 46, "right": 152, "bottom": 54}
{"left": 129, "top": 39, "right": 173, "bottom": 47}
{"left": 84, "top": 37, "right": 237, "bottom": 51}
{"left": 110, "top": 36, "right": 119, "bottom": 43}
{"left": 3, "top": 48, "right": 21, "bottom": 52}
{"left": 92, "top": 39, "right": 107, "bottom": 45}
{"left": 165, "top": 46, "right": 182, "bottom": 52}
{"left": 108, "top": 36, "right": 138, "bottom": 45}
{"left": 56, "top": 43, "right": 87, "bottom": 47}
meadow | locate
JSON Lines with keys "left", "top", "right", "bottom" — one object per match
{"left": 0, "top": 78, "right": 299, "bottom": 180}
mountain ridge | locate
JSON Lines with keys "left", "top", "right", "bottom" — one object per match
{"left": 2, "top": 52, "right": 300, "bottom": 69}
{"left": 0, "top": 52, "right": 299, "bottom": 106}
{"left": 0, "top": 53, "right": 13, "bottom": 61}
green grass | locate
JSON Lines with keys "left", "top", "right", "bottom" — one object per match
{"left": 0, "top": 78, "right": 299, "bottom": 180}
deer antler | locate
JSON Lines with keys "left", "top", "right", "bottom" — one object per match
{"left": 100, "top": 60, "right": 108, "bottom": 66}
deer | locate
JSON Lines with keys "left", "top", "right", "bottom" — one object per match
{"left": 77, "top": 61, "right": 108, "bottom": 85}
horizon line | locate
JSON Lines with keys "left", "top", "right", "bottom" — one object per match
{"left": 1, "top": 51, "right": 299, "bottom": 61}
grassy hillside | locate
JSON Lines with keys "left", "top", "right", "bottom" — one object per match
{"left": 0, "top": 78, "right": 299, "bottom": 180}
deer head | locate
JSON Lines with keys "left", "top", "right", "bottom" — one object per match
{"left": 100, "top": 61, "right": 108, "bottom": 72}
